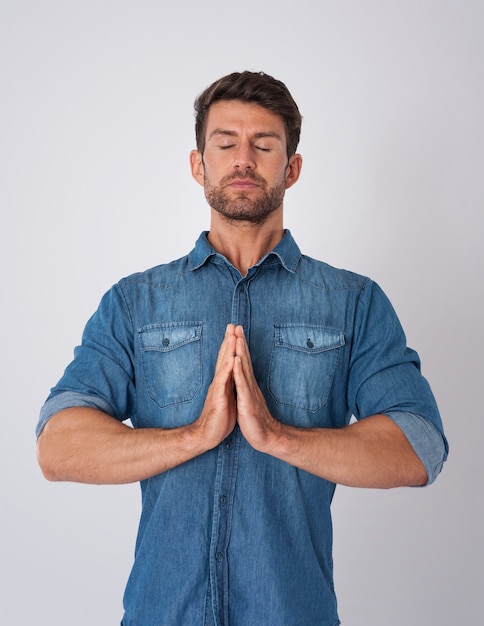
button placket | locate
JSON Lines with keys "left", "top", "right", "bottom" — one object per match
{"left": 231, "top": 272, "right": 255, "bottom": 340}
{"left": 207, "top": 266, "right": 252, "bottom": 624}
{"left": 208, "top": 429, "right": 240, "bottom": 625}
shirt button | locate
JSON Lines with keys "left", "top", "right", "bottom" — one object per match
{"left": 215, "top": 552, "right": 223, "bottom": 561}
{"left": 225, "top": 439, "right": 233, "bottom": 449}
{"left": 162, "top": 337, "right": 170, "bottom": 347}
{"left": 220, "top": 495, "right": 227, "bottom": 506}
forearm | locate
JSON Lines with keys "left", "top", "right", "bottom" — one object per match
{"left": 36, "top": 407, "right": 209, "bottom": 485}
{"left": 258, "top": 414, "right": 428, "bottom": 489}
{"left": 37, "top": 329, "right": 239, "bottom": 485}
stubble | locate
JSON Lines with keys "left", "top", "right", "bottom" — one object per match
{"left": 204, "top": 171, "right": 286, "bottom": 225}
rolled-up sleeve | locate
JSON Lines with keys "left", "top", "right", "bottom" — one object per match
{"left": 36, "top": 391, "right": 117, "bottom": 438}
{"left": 384, "top": 411, "right": 448, "bottom": 485}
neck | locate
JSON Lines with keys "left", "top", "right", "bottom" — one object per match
{"left": 207, "top": 210, "right": 284, "bottom": 276}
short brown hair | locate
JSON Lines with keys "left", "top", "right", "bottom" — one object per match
{"left": 194, "top": 71, "right": 302, "bottom": 158}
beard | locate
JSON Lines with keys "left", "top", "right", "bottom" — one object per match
{"left": 204, "top": 170, "right": 286, "bottom": 225}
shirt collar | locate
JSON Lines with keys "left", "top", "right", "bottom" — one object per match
{"left": 188, "top": 230, "right": 301, "bottom": 273}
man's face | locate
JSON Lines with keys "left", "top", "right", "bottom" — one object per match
{"left": 191, "top": 100, "right": 300, "bottom": 225}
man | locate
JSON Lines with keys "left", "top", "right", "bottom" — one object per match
{"left": 37, "top": 71, "right": 448, "bottom": 626}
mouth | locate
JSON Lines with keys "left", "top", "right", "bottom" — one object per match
{"left": 225, "top": 174, "right": 264, "bottom": 190}
{"left": 228, "top": 179, "right": 259, "bottom": 189}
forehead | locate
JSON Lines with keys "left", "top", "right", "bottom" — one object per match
{"left": 205, "top": 100, "right": 286, "bottom": 142}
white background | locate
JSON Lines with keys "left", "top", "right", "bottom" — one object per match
{"left": 1, "top": 1, "right": 482, "bottom": 624}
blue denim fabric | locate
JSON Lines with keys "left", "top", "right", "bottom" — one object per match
{"left": 38, "top": 231, "right": 447, "bottom": 626}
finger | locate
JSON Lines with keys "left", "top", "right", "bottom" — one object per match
{"left": 234, "top": 324, "right": 244, "bottom": 338}
{"left": 234, "top": 326, "right": 248, "bottom": 356}
{"left": 235, "top": 334, "right": 255, "bottom": 380}
{"left": 214, "top": 325, "right": 236, "bottom": 376}
{"left": 233, "top": 355, "right": 248, "bottom": 390}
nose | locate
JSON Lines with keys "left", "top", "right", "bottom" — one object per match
{"left": 233, "top": 144, "right": 256, "bottom": 170}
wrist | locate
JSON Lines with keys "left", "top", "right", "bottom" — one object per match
{"left": 258, "top": 422, "right": 309, "bottom": 465}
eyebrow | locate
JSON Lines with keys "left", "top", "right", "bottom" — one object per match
{"left": 208, "top": 129, "right": 283, "bottom": 142}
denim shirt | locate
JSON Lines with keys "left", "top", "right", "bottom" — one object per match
{"left": 38, "top": 231, "right": 447, "bottom": 626}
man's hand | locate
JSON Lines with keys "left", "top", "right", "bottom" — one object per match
{"left": 232, "top": 325, "right": 282, "bottom": 452}
{"left": 191, "top": 324, "right": 238, "bottom": 451}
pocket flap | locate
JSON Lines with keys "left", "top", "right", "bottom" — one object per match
{"left": 275, "top": 325, "right": 345, "bottom": 353}
{"left": 139, "top": 323, "right": 202, "bottom": 352}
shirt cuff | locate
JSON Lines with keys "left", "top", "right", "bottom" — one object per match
{"left": 384, "top": 411, "right": 448, "bottom": 485}
{"left": 36, "top": 391, "right": 116, "bottom": 439}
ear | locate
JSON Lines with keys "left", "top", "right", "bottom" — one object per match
{"left": 284, "top": 153, "right": 303, "bottom": 189}
{"left": 190, "top": 150, "right": 204, "bottom": 186}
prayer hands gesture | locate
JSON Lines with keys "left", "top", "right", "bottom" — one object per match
{"left": 196, "top": 324, "right": 280, "bottom": 451}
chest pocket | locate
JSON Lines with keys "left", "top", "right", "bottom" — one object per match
{"left": 138, "top": 322, "right": 203, "bottom": 409}
{"left": 268, "top": 324, "right": 345, "bottom": 413}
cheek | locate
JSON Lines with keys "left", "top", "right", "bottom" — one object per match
{"left": 202, "top": 158, "right": 226, "bottom": 181}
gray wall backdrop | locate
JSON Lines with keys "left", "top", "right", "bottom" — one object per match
{"left": 1, "top": 1, "right": 482, "bottom": 624}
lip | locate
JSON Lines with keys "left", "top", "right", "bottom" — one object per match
{"left": 228, "top": 179, "right": 259, "bottom": 189}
